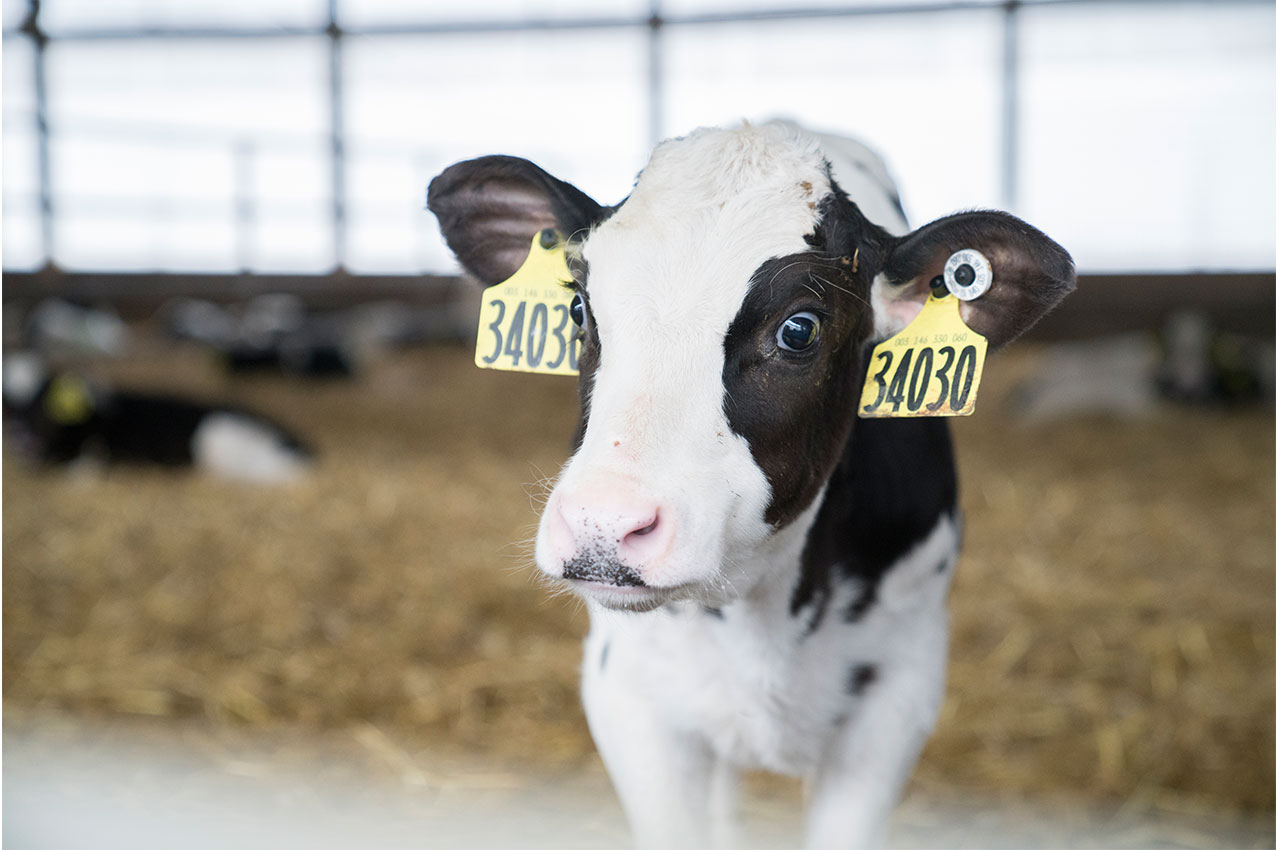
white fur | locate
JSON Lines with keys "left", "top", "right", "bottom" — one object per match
{"left": 771, "top": 119, "right": 910, "bottom": 236}
{"left": 191, "top": 413, "right": 308, "bottom": 483}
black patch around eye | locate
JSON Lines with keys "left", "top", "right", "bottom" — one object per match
{"left": 721, "top": 249, "right": 874, "bottom": 531}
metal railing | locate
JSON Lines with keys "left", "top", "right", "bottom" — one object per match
{"left": 2, "top": 0, "right": 1270, "bottom": 276}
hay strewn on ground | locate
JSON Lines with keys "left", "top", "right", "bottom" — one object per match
{"left": 3, "top": 335, "right": 1274, "bottom": 817}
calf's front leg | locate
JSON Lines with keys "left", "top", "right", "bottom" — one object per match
{"left": 804, "top": 638, "right": 948, "bottom": 850}
{"left": 581, "top": 637, "right": 733, "bottom": 849}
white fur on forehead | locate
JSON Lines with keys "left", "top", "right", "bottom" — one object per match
{"left": 628, "top": 122, "right": 830, "bottom": 215}
{"left": 582, "top": 122, "right": 832, "bottom": 327}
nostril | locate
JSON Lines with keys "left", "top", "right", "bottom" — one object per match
{"left": 621, "top": 511, "right": 665, "bottom": 553}
{"left": 631, "top": 516, "right": 659, "bottom": 537}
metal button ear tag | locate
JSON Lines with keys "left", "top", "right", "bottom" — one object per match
{"left": 942, "top": 249, "right": 993, "bottom": 301}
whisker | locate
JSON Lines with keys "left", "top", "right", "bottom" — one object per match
{"left": 762, "top": 258, "right": 871, "bottom": 309}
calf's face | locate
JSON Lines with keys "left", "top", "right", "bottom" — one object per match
{"left": 429, "top": 124, "right": 1073, "bottom": 611}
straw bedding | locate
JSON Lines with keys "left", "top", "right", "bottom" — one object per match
{"left": 3, "top": 335, "right": 1274, "bottom": 817}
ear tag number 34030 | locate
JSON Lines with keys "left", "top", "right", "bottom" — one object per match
{"left": 859, "top": 251, "right": 991, "bottom": 418}
{"left": 474, "top": 230, "right": 581, "bottom": 376}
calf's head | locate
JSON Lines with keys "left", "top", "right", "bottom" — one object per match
{"left": 429, "top": 123, "right": 1073, "bottom": 612}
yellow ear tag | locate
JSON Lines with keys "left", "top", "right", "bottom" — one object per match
{"left": 474, "top": 230, "right": 580, "bottom": 376}
{"left": 858, "top": 293, "right": 989, "bottom": 418}
{"left": 44, "top": 374, "right": 94, "bottom": 424}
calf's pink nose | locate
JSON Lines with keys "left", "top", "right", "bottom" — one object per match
{"left": 542, "top": 483, "right": 674, "bottom": 576}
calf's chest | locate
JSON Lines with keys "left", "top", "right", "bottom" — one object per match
{"left": 584, "top": 522, "right": 957, "bottom": 777}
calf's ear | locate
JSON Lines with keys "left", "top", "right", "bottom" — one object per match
{"left": 872, "top": 210, "right": 1075, "bottom": 349}
{"left": 427, "top": 155, "right": 606, "bottom": 286}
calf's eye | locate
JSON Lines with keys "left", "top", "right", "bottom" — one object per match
{"left": 569, "top": 293, "right": 587, "bottom": 328}
{"left": 776, "top": 312, "right": 821, "bottom": 352}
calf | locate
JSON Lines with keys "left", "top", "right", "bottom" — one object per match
{"left": 3, "top": 353, "right": 312, "bottom": 483}
{"left": 429, "top": 122, "right": 1073, "bottom": 848}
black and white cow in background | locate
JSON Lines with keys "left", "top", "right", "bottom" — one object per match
{"left": 429, "top": 121, "right": 1074, "bottom": 848}
{"left": 3, "top": 352, "right": 313, "bottom": 483}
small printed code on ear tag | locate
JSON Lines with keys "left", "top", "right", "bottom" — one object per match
{"left": 475, "top": 232, "right": 581, "bottom": 376}
{"left": 858, "top": 294, "right": 989, "bottom": 418}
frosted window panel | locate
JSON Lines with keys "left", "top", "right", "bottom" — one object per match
{"left": 49, "top": 137, "right": 334, "bottom": 272}
{"left": 4, "top": 38, "right": 39, "bottom": 201}
{"left": 3, "top": 119, "right": 43, "bottom": 268}
{"left": 345, "top": 29, "right": 649, "bottom": 273}
{"left": 237, "top": 147, "right": 333, "bottom": 273}
{"left": 44, "top": 38, "right": 332, "bottom": 271}
{"left": 1020, "top": 3, "right": 1275, "bottom": 272}
{"left": 51, "top": 137, "right": 236, "bottom": 207}
{"left": 53, "top": 138, "right": 236, "bottom": 270}
{"left": 241, "top": 145, "right": 333, "bottom": 271}
{"left": 253, "top": 212, "right": 333, "bottom": 273}
{"left": 347, "top": 214, "right": 428, "bottom": 274}
{"left": 4, "top": 202, "right": 42, "bottom": 271}
{"left": 46, "top": 39, "right": 328, "bottom": 139}
{"left": 4, "top": 124, "right": 40, "bottom": 203}
{"left": 41, "top": 0, "right": 326, "bottom": 31}
{"left": 2, "top": 0, "right": 26, "bottom": 30}
{"left": 3, "top": 35, "right": 34, "bottom": 116}
{"left": 662, "top": 13, "right": 1005, "bottom": 227}
{"left": 3, "top": 39, "right": 41, "bottom": 268}
{"left": 348, "top": 154, "right": 459, "bottom": 274}
{"left": 57, "top": 206, "right": 237, "bottom": 272}
{"left": 345, "top": 150, "right": 436, "bottom": 273}
{"left": 251, "top": 145, "right": 331, "bottom": 206}
{"left": 338, "top": 0, "right": 646, "bottom": 27}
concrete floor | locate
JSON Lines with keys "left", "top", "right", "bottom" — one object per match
{"left": 5, "top": 718, "right": 1272, "bottom": 850}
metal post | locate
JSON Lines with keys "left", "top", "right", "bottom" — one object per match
{"left": 999, "top": 0, "right": 1020, "bottom": 211}
{"left": 647, "top": 1, "right": 664, "bottom": 148}
{"left": 25, "top": 0, "right": 54, "bottom": 268}
{"left": 327, "top": 0, "right": 347, "bottom": 271}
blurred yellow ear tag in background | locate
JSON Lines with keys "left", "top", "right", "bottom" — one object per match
{"left": 859, "top": 294, "right": 988, "bottom": 417}
{"left": 474, "top": 230, "right": 580, "bottom": 376}
{"left": 44, "top": 374, "right": 94, "bottom": 424}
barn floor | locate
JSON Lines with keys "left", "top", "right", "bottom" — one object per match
{"left": 3, "top": 330, "right": 1275, "bottom": 847}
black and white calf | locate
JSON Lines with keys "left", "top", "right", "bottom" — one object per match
{"left": 429, "top": 122, "right": 1073, "bottom": 848}
{"left": 3, "top": 353, "right": 312, "bottom": 482}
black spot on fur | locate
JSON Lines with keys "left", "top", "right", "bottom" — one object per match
{"left": 847, "top": 663, "right": 878, "bottom": 696}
